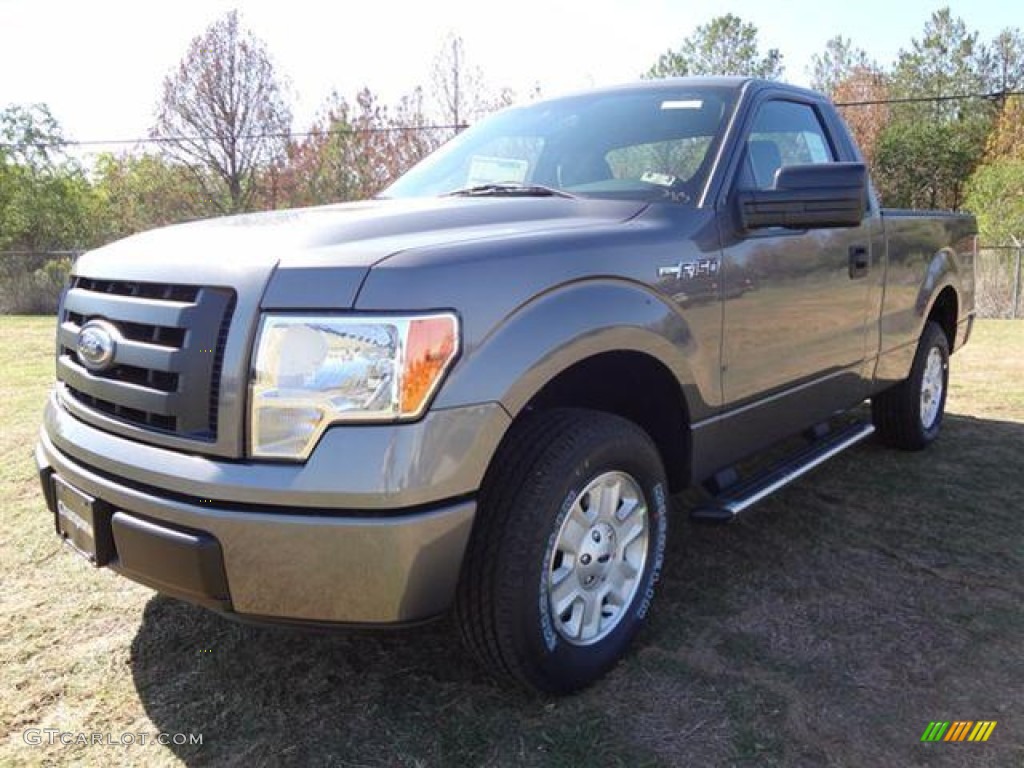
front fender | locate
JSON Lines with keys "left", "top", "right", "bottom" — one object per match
{"left": 433, "top": 278, "right": 716, "bottom": 421}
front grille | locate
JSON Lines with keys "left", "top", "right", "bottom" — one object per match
{"left": 57, "top": 277, "right": 236, "bottom": 440}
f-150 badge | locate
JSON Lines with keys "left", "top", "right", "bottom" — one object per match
{"left": 658, "top": 258, "right": 720, "bottom": 280}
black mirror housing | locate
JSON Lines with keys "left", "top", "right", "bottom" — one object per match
{"left": 738, "top": 162, "right": 867, "bottom": 230}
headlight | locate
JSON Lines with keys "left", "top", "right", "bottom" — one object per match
{"left": 250, "top": 313, "right": 459, "bottom": 459}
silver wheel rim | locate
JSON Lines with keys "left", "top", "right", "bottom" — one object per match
{"left": 920, "top": 347, "right": 945, "bottom": 430}
{"left": 545, "top": 471, "right": 649, "bottom": 647}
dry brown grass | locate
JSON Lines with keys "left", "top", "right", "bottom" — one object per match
{"left": 1, "top": 316, "right": 1022, "bottom": 767}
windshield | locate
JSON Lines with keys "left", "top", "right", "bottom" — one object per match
{"left": 384, "top": 85, "right": 738, "bottom": 204}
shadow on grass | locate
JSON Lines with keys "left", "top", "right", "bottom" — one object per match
{"left": 129, "top": 600, "right": 529, "bottom": 766}
{"left": 130, "top": 413, "right": 1024, "bottom": 767}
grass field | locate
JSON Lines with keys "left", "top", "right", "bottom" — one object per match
{"left": 1, "top": 316, "right": 1021, "bottom": 767}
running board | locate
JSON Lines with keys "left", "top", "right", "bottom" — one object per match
{"left": 691, "top": 422, "right": 875, "bottom": 523}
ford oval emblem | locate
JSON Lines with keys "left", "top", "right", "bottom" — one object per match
{"left": 77, "top": 319, "right": 120, "bottom": 372}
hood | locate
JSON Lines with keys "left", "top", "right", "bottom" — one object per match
{"left": 76, "top": 196, "right": 646, "bottom": 309}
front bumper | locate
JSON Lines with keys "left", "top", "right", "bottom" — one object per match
{"left": 36, "top": 394, "right": 509, "bottom": 624}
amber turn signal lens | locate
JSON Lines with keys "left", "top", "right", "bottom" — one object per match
{"left": 400, "top": 315, "right": 459, "bottom": 416}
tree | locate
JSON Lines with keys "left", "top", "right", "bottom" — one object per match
{"left": 965, "top": 157, "right": 1024, "bottom": 317}
{"left": 982, "top": 30, "right": 1024, "bottom": 158}
{"left": 809, "top": 36, "right": 873, "bottom": 97}
{"left": 275, "top": 92, "right": 356, "bottom": 209}
{"left": 430, "top": 33, "right": 514, "bottom": 134}
{"left": 153, "top": 10, "right": 292, "bottom": 213}
{"left": 92, "top": 153, "right": 214, "bottom": 241}
{"left": 276, "top": 87, "right": 443, "bottom": 208}
{"left": 890, "top": 7, "right": 988, "bottom": 120}
{"left": 0, "top": 104, "right": 98, "bottom": 312}
{"left": 967, "top": 92, "right": 1024, "bottom": 244}
{"left": 644, "top": 14, "right": 784, "bottom": 80}
{"left": 874, "top": 118, "right": 988, "bottom": 210}
{"left": 1, "top": 103, "right": 66, "bottom": 173}
{"left": 985, "top": 94, "right": 1024, "bottom": 161}
{"left": 832, "top": 68, "right": 891, "bottom": 169}
{"left": 984, "top": 28, "right": 1024, "bottom": 96}
{"left": 432, "top": 34, "right": 480, "bottom": 130}
{"left": 965, "top": 159, "right": 1024, "bottom": 245}
{"left": 875, "top": 9, "right": 998, "bottom": 210}
{"left": 0, "top": 104, "right": 97, "bottom": 252}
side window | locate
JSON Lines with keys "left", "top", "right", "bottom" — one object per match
{"left": 739, "top": 101, "right": 836, "bottom": 190}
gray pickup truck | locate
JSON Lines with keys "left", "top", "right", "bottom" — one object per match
{"left": 37, "top": 77, "right": 975, "bottom": 693}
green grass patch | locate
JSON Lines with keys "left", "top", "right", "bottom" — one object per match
{"left": 2, "top": 317, "right": 1022, "bottom": 767}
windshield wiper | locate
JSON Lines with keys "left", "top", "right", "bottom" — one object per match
{"left": 443, "top": 182, "right": 576, "bottom": 199}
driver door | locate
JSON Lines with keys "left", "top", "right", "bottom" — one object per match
{"left": 717, "top": 98, "right": 877, "bottom": 454}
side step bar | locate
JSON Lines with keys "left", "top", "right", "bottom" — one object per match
{"left": 691, "top": 422, "right": 875, "bottom": 523}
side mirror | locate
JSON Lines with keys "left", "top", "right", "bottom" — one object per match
{"left": 737, "top": 162, "right": 867, "bottom": 230}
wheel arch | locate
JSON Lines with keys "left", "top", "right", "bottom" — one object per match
{"left": 522, "top": 350, "right": 692, "bottom": 492}
{"left": 434, "top": 279, "right": 707, "bottom": 493}
{"left": 926, "top": 285, "right": 958, "bottom": 351}
{"left": 914, "top": 239, "right": 969, "bottom": 350}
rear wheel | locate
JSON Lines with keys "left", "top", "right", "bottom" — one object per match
{"left": 872, "top": 321, "right": 950, "bottom": 450}
{"left": 455, "top": 408, "right": 669, "bottom": 693}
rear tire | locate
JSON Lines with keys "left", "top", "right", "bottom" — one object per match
{"left": 455, "top": 408, "right": 669, "bottom": 694}
{"left": 871, "top": 321, "right": 950, "bottom": 450}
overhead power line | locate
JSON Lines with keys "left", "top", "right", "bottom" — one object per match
{"left": 0, "top": 122, "right": 468, "bottom": 151}
{"left": 1, "top": 90, "right": 1021, "bottom": 151}
{"left": 834, "top": 89, "right": 1024, "bottom": 107}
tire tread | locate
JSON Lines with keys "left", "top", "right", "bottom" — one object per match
{"left": 455, "top": 408, "right": 663, "bottom": 691}
{"left": 871, "top": 321, "right": 949, "bottom": 451}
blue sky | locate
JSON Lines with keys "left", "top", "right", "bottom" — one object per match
{"left": 0, "top": 0, "right": 1016, "bottom": 157}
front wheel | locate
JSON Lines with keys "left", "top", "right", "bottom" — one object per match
{"left": 872, "top": 321, "right": 950, "bottom": 450}
{"left": 455, "top": 409, "right": 669, "bottom": 693}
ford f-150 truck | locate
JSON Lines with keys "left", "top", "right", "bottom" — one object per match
{"left": 37, "top": 77, "right": 976, "bottom": 693}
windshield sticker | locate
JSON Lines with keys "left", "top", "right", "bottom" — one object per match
{"left": 466, "top": 156, "right": 530, "bottom": 187}
{"left": 661, "top": 100, "right": 703, "bottom": 110}
{"left": 641, "top": 172, "right": 679, "bottom": 188}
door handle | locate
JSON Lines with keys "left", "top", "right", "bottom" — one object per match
{"left": 848, "top": 246, "right": 869, "bottom": 279}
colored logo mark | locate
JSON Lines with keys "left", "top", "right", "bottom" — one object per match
{"left": 920, "top": 721, "right": 997, "bottom": 742}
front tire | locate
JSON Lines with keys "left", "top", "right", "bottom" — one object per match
{"left": 455, "top": 408, "right": 669, "bottom": 694}
{"left": 871, "top": 321, "right": 950, "bottom": 450}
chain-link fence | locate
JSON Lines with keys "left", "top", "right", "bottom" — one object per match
{"left": 3, "top": 243, "right": 1022, "bottom": 318}
{"left": 976, "top": 245, "right": 1023, "bottom": 319}
{"left": 0, "top": 252, "right": 77, "bottom": 314}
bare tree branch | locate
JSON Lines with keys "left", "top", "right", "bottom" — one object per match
{"left": 152, "top": 10, "right": 291, "bottom": 212}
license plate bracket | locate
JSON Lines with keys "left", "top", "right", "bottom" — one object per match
{"left": 54, "top": 476, "right": 113, "bottom": 567}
